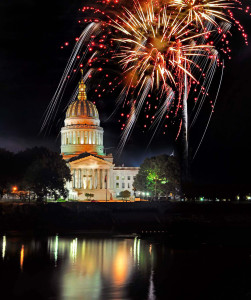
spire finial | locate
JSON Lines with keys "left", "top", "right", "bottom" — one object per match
{"left": 78, "top": 69, "right": 87, "bottom": 101}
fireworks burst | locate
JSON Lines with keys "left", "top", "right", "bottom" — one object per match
{"left": 169, "top": 0, "right": 234, "bottom": 27}
{"left": 42, "top": 0, "right": 250, "bottom": 160}
{"left": 112, "top": 2, "right": 215, "bottom": 93}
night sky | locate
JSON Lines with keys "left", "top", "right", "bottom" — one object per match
{"left": 0, "top": 0, "right": 251, "bottom": 185}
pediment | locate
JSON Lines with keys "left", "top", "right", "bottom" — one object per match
{"left": 69, "top": 154, "right": 113, "bottom": 168}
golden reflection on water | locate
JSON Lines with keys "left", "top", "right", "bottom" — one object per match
{"left": 20, "top": 245, "right": 24, "bottom": 271}
{"left": 2, "top": 236, "right": 6, "bottom": 259}
{"left": 47, "top": 237, "right": 151, "bottom": 300}
{"left": 1, "top": 236, "right": 155, "bottom": 300}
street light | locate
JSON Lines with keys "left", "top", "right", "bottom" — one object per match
{"left": 12, "top": 186, "right": 18, "bottom": 193}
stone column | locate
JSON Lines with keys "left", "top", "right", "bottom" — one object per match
{"left": 85, "top": 169, "right": 88, "bottom": 189}
{"left": 72, "top": 169, "right": 74, "bottom": 188}
{"left": 101, "top": 169, "right": 103, "bottom": 189}
{"left": 79, "top": 169, "right": 82, "bottom": 188}
{"left": 75, "top": 169, "right": 78, "bottom": 188}
{"left": 110, "top": 168, "right": 114, "bottom": 190}
{"left": 97, "top": 169, "right": 100, "bottom": 189}
{"left": 106, "top": 169, "right": 110, "bottom": 189}
{"left": 103, "top": 169, "right": 107, "bottom": 190}
{"left": 94, "top": 169, "right": 97, "bottom": 189}
{"left": 83, "top": 169, "right": 86, "bottom": 189}
{"left": 74, "top": 169, "right": 76, "bottom": 188}
{"left": 93, "top": 169, "right": 95, "bottom": 189}
{"left": 90, "top": 169, "right": 93, "bottom": 190}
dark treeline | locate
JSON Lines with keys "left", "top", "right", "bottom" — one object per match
{"left": 0, "top": 147, "right": 71, "bottom": 201}
{"left": 183, "top": 181, "right": 251, "bottom": 201}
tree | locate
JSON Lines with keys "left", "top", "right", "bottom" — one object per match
{"left": 18, "top": 147, "right": 71, "bottom": 202}
{"left": 0, "top": 148, "right": 15, "bottom": 197}
{"left": 119, "top": 190, "right": 131, "bottom": 201}
{"left": 133, "top": 154, "right": 181, "bottom": 200}
{"left": 85, "top": 193, "right": 94, "bottom": 200}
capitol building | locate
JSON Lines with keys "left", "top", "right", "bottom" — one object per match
{"left": 61, "top": 74, "right": 139, "bottom": 201}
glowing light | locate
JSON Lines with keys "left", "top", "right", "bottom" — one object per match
{"left": 54, "top": 235, "right": 59, "bottom": 266}
{"left": 2, "top": 236, "right": 6, "bottom": 259}
{"left": 70, "top": 238, "right": 78, "bottom": 263}
{"left": 20, "top": 245, "right": 24, "bottom": 271}
{"left": 113, "top": 245, "right": 129, "bottom": 284}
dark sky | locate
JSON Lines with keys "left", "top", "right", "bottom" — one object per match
{"left": 0, "top": 0, "right": 251, "bottom": 185}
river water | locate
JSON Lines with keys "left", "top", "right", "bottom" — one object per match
{"left": 1, "top": 235, "right": 251, "bottom": 300}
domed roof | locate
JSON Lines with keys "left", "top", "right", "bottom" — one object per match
{"left": 66, "top": 99, "right": 99, "bottom": 119}
{"left": 66, "top": 73, "right": 99, "bottom": 119}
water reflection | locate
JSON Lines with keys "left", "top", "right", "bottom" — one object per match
{"left": 2, "top": 236, "right": 6, "bottom": 259}
{"left": 49, "top": 236, "right": 153, "bottom": 299}
{"left": 2, "top": 235, "right": 250, "bottom": 300}
{"left": 20, "top": 245, "right": 24, "bottom": 271}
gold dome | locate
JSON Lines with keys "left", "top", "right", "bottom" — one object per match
{"left": 66, "top": 73, "right": 99, "bottom": 119}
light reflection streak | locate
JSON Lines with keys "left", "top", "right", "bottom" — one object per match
{"left": 148, "top": 269, "right": 156, "bottom": 300}
{"left": 148, "top": 243, "right": 156, "bottom": 300}
{"left": 70, "top": 238, "right": 78, "bottom": 263}
{"left": 54, "top": 235, "right": 58, "bottom": 266}
{"left": 46, "top": 237, "right": 153, "bottom": 299}
{"left": 2, "top": 236, "right": 6, "bottom": 260}
{"left": 133, "top": 237, "right": 138, "bottom": 263}
{"left": 137, "top": 239, "right": 141, "bottom": 265}
{"left": 20, "top": 245, "right": 24, "bottom": 271}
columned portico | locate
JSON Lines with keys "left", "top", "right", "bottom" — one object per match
{"left": 61, "top": 72, "right": 139, "bottom": 201}
{"left": 67, "top": 154, "right": 114, "bottom": 201}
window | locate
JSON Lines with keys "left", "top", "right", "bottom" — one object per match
{"left": 128, "top": 183, "right": 130, "bottom": 188}
{"left": 116, "top": 176, "right": 119, "bottom": 180}
{"left": 122, "top": 183, "right": 125, "bottom": 189}
{"left": 116, "top": 183, "right": 119, "bottom": 188}
{"left": 128, "top": 176, "right": 131, "bottom": 180}
{"left": 121, "top": 176, "right": 125, "bottom": 180}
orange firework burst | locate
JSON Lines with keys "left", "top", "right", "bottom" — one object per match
{"left": 169, "top": 0, "right": 234, "bottom": 27}
{"left": 113, "top": 1, "right": 215, "bottom": 96}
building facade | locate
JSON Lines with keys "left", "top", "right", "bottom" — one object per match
{"left": 61, "top": 74, "right": 139, "bottom": 201}
{"left": 113, "top": 167, "right": 139, "bottom": 198}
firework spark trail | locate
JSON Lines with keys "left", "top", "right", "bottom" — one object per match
{"left": 188, "top": 20, "right": 230, "bottom": 129}
{"left": 183, "top": 60, "right": 189, "bottom": 170}
{"left": 117, "top": 77, "right": 152, "bottom": 156}
{"left": 190, "top": 56, "right": 218, "bottom": 128}
{"left": 41, "top": 22, "right": 99, "bottom": 133}
{"left": 63, "top": 68, "right": 94, "bottom": 112}
{"left": 146, "top": 88, "right": 175, "bottom": 149}
{"left": 193, "top": 60, "right": 224, "bottom": 159}
{"left": 169, "top": 0, "right": 235, "bottom": 28}
{"left": 190, "top": 57, "right": 218, "bottom": 127}
{"left": 105, "top": 86, "right": 127, "bottom": 121}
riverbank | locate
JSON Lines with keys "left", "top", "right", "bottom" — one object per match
{"left": 1, "top": 201, "right": 251, "bottom": 243}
